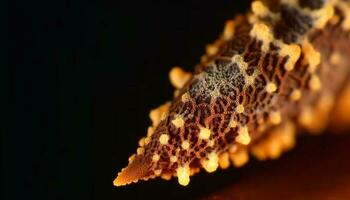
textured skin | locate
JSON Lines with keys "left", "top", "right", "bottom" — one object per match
{"left": 114, "top": 0, "right": 350, "bottom": 186}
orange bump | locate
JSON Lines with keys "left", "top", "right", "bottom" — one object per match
{"left": 169, "top": 67, "right": 192, "bottom": 89}
{"left": 236, "top": 126, "right": 251, "bottom": 145}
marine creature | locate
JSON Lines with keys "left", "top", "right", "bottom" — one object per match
{"left": 114, "top": 0, "right": 350, "bottom": 187}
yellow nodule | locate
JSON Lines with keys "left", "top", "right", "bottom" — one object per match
{"left": 230, "top": 149, "right": 249, "bottom": 167}
{"left": 218, "top": 152, "right": 230, "bottom": 169}
{"left": 223, "top": 20, "right": 235, "bottom": 41}
{"left": 290, "top": 89, "right": 302, "bottom": 101}
{"left": 206, "top": 44, "right": 219, "bottom": 56}
{"left": 266, "top": 82, "right": 277, "bottom": 93}
{"left": 280, "top": 44, "right": 301, "bottom": 71}
{"left": 252, "top": 1, "right": 269, "bottom": 17}
{"left": 176, "top": 165, "right": 190, "bottom": 186}
{"left": 170, "top": 156, "right": 178, "bottom": 163}
{"left": 136, "top": 147, "right": 144, "bottom": 155}
{"left": 169, "top": 67, "right": 191, "bottom": 89}
{"left": 236, "top": 104, "right": 245, "bottom": 114}
{"left": 199, "top": 127, "right": 211, "bottom": 140}
{"left": 269, "top": 111, "right": 282, "bottom": 125}
{"left": 309, "top": 75, "right": 322, "bottom": 91}
{"left": 152, "top": 154, "right": 160, "bottom": 162}
{"left": 181, "top": 140, "right": 190, "bottom": 150}
{"left": 159, "top": 134, "right": 169, "bottom": 145}
{"left": 181, "top": 92, "right": 191, "bottom": 102}
{"left": 172, "top": 115, "right": 185, "bottom": 128}
{"left": 236, "top": 126, "right": 251, "bottom": 145}
{"left": 250, "top": 23, "right": 273, "bottom": 52}
{"left": 201, "top": 152, "right": 219, "bottom": 173}
{"left": 302, "top": 40, "right": 321, "bottom": 73}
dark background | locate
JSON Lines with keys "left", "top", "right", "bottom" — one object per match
{"left": 8, "top": 0, "right": 251, "bottom": 199}
{"left": 7, "top": 0, "right": 350, "bottom": 200}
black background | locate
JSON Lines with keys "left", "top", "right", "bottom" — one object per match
{"left": 8, "top": 0, "right": 251, "bottom": 199}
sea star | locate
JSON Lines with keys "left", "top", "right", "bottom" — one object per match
{"left": 114, "top": 0, "right": 350, "bottom": 186}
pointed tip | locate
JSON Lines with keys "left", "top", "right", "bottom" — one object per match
{"left": 113, "top": 167, "right": 133, "bottom": 187}
{"left": 113, "top": 156, "right": 152, "bottom": 187}
{"left": 113, "top": 173, "right": 126, "bottom": 187}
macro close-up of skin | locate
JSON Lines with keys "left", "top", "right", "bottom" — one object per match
{"left": 8, "top": 0, "right": 350, "bottom": 199}
{"left": 114, "top": 0, "right": 350, "bottom": 188}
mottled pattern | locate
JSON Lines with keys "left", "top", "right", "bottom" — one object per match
{"left": 189, "top": 61, "right": 246, "bottom": 103}
{"left": 274, "top": 5, "right": 313, "bottom": 43}
{"left": 114, "top": 0, "right": 350, "bottom": 187}
{"left": 300, "top": 0, "right": 325, "bottom": 9}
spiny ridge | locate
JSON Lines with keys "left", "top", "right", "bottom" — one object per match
{"left": 114, "top": 0, "right": 350, "bottom": 186}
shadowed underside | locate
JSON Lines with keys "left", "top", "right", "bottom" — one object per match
{"left": 115, "top": 0, "right": 350, "bottom": 187}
